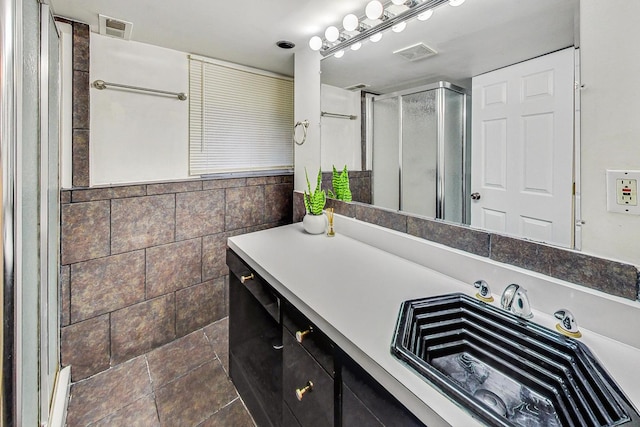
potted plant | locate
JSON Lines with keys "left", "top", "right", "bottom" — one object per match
{"left": 303, "top": 167, "right": 327, "bottom": 234}
{"left": 328, "top": 164, "right": 352, "bottom": 202}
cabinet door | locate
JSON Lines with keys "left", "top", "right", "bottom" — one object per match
{"left": 342, "top": 383, "right": 383, "bottom": 427}
{"left": 283, "top": 402, "right": 302, "bottom": 427}
{"left": 341, "top": 352, "right": 424, "bottom": 427}
{"left": 228, "top": 250, "right": 282, "bottom": 427}
{"left": 283, "top": 331, "right": 334, "bottom": 427}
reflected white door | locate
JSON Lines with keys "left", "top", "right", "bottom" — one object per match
{"left": 471, "top": 48, "right": 575, "bottom": 248}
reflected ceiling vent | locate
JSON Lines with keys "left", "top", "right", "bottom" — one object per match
{"left": 393, "top": 43, "right": 437, "bottom": 62}
{"left": 344, "top": 83, "right": 369, "bottom": 91}
{"left": 99, "top": 14, "right": 133, "bottom": 40}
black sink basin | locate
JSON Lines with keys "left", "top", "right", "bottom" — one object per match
{"left": 391, "top": 293, "right": 640, "bottom": 427}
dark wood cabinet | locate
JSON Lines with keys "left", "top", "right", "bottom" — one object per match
{"left": 282, "top": 299, "right": 335, "bottom": 377}
{"left": 342, "top": 382, "right": 384, "bottom": 427}
{"left": 340, "top": 350, "right": 424, "bottom": 427}
{"left": 281, "top": 299, "right": 339, "bottom": 426}
{"left": 228, "top": 250, "right": 282, "bottom": 427}
{"left": 283, "top": 330, "right": 334, "bottom": 427}
{"left": 227, "top": 249, "right": 426, "bottom": 427}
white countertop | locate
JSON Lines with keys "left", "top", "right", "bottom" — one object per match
{"left": 228, "top": 220, "right": 640, "bottom": 426}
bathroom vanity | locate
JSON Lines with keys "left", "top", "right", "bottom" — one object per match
{"left": 228, "top": 248, "right": 422, "bottom": 427}
{"left": 227, "top": 216, "right": 640, "bottom": 426}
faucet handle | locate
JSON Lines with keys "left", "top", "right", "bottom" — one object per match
{"left": 473, "top": 280, "right": 494, "bottom": 303}
{"left": 501, "top": 284, "right": 533, "bottom": 319}
{"left": 500, "top": 283, "right": 519, "bottom": 310}
{"left": 554, "top": 309, "right": 582, "bottom": 338}
{"left": 510, "top": 288, "right": 533, "bottom": 319}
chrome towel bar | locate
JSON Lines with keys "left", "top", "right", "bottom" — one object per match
{"left": 92, "top": 79, "right": 187, "bottom": 101}
{"left": 321, "top": 111, "right": 357, "bottom": 120}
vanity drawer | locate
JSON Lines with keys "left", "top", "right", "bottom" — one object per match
{"left": 283, "top": 330, "right": 334, "bottom": 427}
{"left": 282, "top": 300, "right": 334, "bottom": 376}
{"left": 227, "top": 249, "right": 280, "bottom": 322}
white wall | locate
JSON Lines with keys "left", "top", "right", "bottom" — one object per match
{"left": 320, "top": 84, "right": 361, "bottom": 171}
{"left": 580, "top": 1, "right": 640, "bottom": 265}
{"left": 294, "top": 49, "right": 321, "bottom": 192}
{"left": 90, "top": 34, "right": 189, "bottom": 185}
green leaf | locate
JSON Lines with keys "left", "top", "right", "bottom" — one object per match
{"left": 330, "top": 164, "right": 352, "bottom": 202}
{"left": 304, "top": 167, "right": 326, "bottom": 215}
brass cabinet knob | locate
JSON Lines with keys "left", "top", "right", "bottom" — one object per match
{"left": 295, "top": 326, "right": 313, "bottom": 343}
{"left": 240, "top": 273, "right": 254, "bottom": 284}
{"left": 295, "top": 381, "right": 313, "bottom": 401}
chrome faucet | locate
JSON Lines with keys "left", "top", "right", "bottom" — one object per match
{"left": 554, "top": 309, "right": 582, "bottom": 338}
{"left": 473, "top": 280, "right": 494, "bottom": 302}
{"left": 500, "top": 284, "right": 533, "bottom": 319}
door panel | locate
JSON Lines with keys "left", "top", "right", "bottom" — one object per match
{"left": 481, "top": 119, "right": 507, "bottom": 189}
{"left": 522, "top": 113, "right": 554, "bottom": 194}
{"left": 471, "top": 47, "right": 575, "bottom": 248}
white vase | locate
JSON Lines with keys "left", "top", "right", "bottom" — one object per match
{"left": 302, "top": 213, "right": 327, "bottom": 235}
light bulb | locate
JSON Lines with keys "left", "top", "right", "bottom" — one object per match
{"left": 325, "top": 26, "right": 339, "bottom": 42}
{"left": 449, "top": 0, "right": 465, "bottom": 6}
{"left": 334, "top": 50, "right": 345, "bottom": 58}
{"left": 417, "top": 9, "right": 433, "bottom": 21}
{"left": 391, "top": 0, "right": 405, "bottom": 4}
{"left": 351, "top": 42, "right": 362, "bottom": 51}
{"left": 369, "top": 32, "right": 382, "bottom": 43}
{"left": 343, "top": 14, "right": 359, "bottom": 32}
{"left": 365, "top": 1, "right": 384, "bottom": 20}
{"left": 309, "top": 36, "right": 323, "bottom": 51}
{"left": 392, "top": 21, "right": 406, "bottom": 33}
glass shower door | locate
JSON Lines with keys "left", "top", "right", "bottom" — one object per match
{"left": 369, "top": 82, "right": 469, "bottom": 222}
{"left": 401, "top": 90, "right": 438, "bottom": 217}
{"left": 371, "top": 96, "right": 399, "bottom": 210}
{"left": 441, "top": 88, "right": 466, "bottom": 224}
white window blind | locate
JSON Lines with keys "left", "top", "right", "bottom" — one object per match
{"left": 189, "top": 55, "right": 294, "bottom": 175}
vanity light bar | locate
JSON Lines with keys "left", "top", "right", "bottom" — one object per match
{"left": 317, "top": 0, "right": 449, "bottom": 57}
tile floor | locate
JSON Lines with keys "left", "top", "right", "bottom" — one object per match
{"left": 65, "top": 317, "right": 256, "bottom": 426}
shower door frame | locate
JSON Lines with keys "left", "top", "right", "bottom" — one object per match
{"left": 368, "top": 81, "right": 469, "bottom": 222}
{"left": 1, "top": 0, "right": 18, "bottom": 424}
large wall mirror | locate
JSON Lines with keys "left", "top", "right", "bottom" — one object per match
{"left": 319, "top": 0, "right": 581, "bottom": 249}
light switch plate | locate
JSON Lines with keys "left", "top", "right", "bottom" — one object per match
{"left": 607, "top": 170, "right": 640, "bottom": 214}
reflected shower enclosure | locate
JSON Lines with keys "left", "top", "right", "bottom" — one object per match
{"left": 367, "top": 82, "right": 470, "bottom": 224}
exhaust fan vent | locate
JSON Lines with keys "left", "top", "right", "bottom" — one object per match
{"left": 344, "top": 83, "right": 369, "bottom": 91}
{"left": 393, "top": 43, "right": 437, "bottom": 62}
{"left": 99, "top": 14, "right": 133, "bottom": 40}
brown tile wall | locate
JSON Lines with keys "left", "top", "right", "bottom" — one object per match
{"left": 71, "top": 22, "right": 90, "bottom": 187}
{"left": 61, "top": 175, "right": 293, "bottom": 382}
{"left": 298, "top": 193, "right": 640, "bottom": 301}
{"left": 321, "top": 170, "right": 372, "bottom": 204}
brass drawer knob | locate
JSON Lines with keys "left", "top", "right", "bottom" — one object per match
{"left": 295, "top": 326, "right": 313, "bottom": 343}
{"left": 240, "top": 273, "right": 254, "bottom": 284}
{"left": 295, "top": 381, "right": 313, "bottom": 401}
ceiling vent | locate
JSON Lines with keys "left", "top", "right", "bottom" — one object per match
{"left": 344, "top": 83, "right": 369, "bottom": 91}
{"left": 99, "top": 14, "right": 133, "bottom": 40}
{"left": 393, "top": 43, "right": 437, "bottom": 62}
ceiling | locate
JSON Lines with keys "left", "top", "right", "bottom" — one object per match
{"left": 49, "top": 0, "right": 579, "bottom": 91}
{"left": 321, "top": 0, "right": 579, "bottom": 93}
{"left": 49, "top": 0, "right": 368, "bottom": 77}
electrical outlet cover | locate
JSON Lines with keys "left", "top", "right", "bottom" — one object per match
{"left": 606, "top": 170, "right": 640, "bottom": 215}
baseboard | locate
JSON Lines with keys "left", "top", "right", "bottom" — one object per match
{"left": 49, "top": 366, "right": 71, "bottom": 427}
